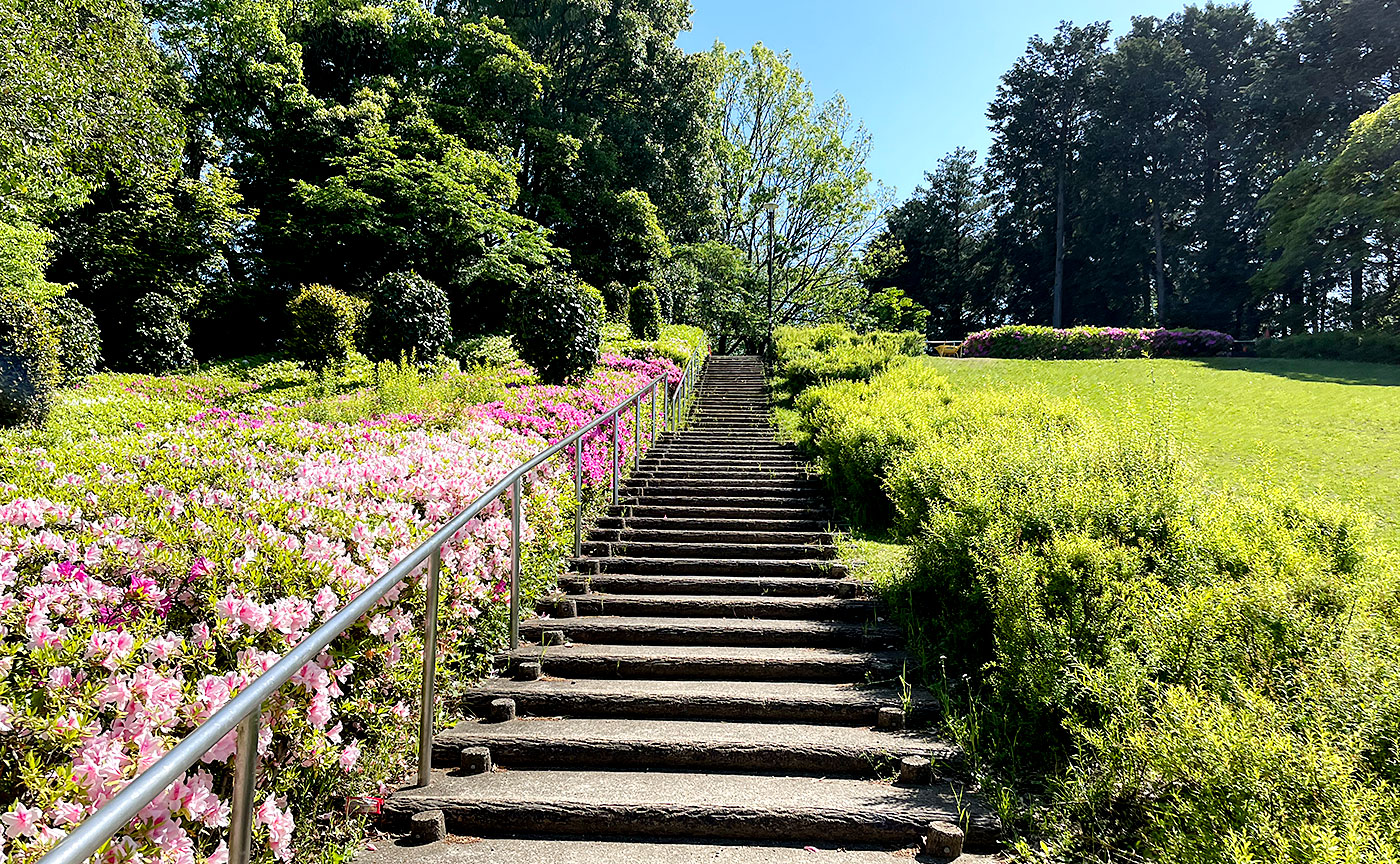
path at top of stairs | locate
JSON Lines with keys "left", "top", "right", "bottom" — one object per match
{"left": 370, "top": 355, "right": 1000, "bottom": 862}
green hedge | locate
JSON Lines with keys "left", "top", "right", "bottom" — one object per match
{"left": 784, "top": 327, "right": 1400, "bottom": 862}
{"left": 601, "top": 323, "right": 706, "bottom": 365}
{"left": 1257, "top": 330, "right": 1400, "bottom": 364}
{"left": 774, "top": 324, "right": 924, "bottom": 390}
{"left": 963, "top": 325, "right": 1234, "bottom": 359}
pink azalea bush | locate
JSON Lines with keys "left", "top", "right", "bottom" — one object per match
{"left": 0, "top": 353, "right": 683, "bottom": 864}
{"left": 961, "top": 325, "right": 1234, "bottom": 359}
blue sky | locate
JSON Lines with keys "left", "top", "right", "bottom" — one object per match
{"left": 676, "top": 0, "right": 1300, "bottom": 199}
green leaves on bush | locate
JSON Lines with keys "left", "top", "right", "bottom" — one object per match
{"left": 446, "top": 334, "right": 519, "bottom": 369}
{"left": 358, "top": 272, "right": 452, "bottom": 364}
{"left": 1257, "top": 330, "right": 1400, "bottom": 364}
{"left": 46, "top": 296, "right": 102, "bottom": 383}
{"left": 627, "top": 282, "right": 662, "bottom": 340}
{"left": 510, "top": 269, "right": 604, "bottom": 384}
{"left": 285, "top": 283, "right": 362, "bottom": 372}
{"left": 600, "top": 281, "right": 629, "bottom": 322}
{"left": 774, "top": 323, "right": 925, "bottom": 391}
{"left": 600, "top": 322, "right": 707, "bottom": 365}
{"left": 125, "top": 293, "right": 193, "bottom": 374}
{"left": 0, "top": 293, "right": 61, "bottom": 427}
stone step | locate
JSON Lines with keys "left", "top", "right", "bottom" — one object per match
{"left": 594, "top": 515, "right": 829, "bottom": 532}
{"left": 434, "top": 718, "right": 955, "bottom": 775}
{"left": 542, "top": 593, "right": 876, "bottom": 621}
{"left": 383, "top": 769, "right": 999, "bottom": 850}
{"left": 613, "top": 505, "right": 830, "bottom": 521}
{"left": 518, "top": 616, "right": 894, "bottom": 648}
{"left": 580, "top": 541, "right": 837, "bottom": 561}
{"left": 585, "top": 528, "right": 831, "bottom": 545}
{"left": 618, "top": 495, "right": 829, "bottom": 511}
{"left": 622, "top": 480, "right": 822, "bottom": 496}
{"left": 358, "top": 836, "right": 1000, "bottom": 863}
{"left": 572, "top": 556, "right": 846, "bottom": 577}
{"left": 500, "top": 643, "right": 902, "bottom": 682}
{"left": 558, "top": 573, "right": 855, "bottom": 598}
{"left": 634, "top": 462, "right": 809, "bottom": 475}
{"left": 463, "top": 678, "right": 920, "bottom": 724}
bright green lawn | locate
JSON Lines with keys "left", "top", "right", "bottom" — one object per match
{"left": 926, "top": 356, "right": 1400, "bottom": 544}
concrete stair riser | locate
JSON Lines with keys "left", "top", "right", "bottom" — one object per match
{"left": 541, "top": 594, "right": 877, "bottom": 622}
{"left": 498, "top": 645, "right": 900, "bottom": 682}
{"left": 557, "top": 574, "right": 857, "bottom": 597}
{"left": 580, "top": 541, "right": 837, "bottom": 561}
{"left": 517, "top": 616, "right": 897, "bottom": 648}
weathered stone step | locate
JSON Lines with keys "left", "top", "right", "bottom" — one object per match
{"left": 434, "top": 718, "right": 954, "bottom": 775}
{"left": 634, "top": 464, "right": 809, "bottom": 476}
{"left": 622, "top": 480, "right": 822, "bottom": 496}
{"left": 464, "top": 678, "right": 919, "bottom": 724}
{"left": 573, "top": 556, "right": 846, "bottom": 577}
{"left": 586, "top": 528, "right": 830, "bottom": 545}
{"left": 619, "top": 495, "right": 828, "bottom": 511}
{"left": 594, "top": 515, "right": 829, "bottom": 532}
{"left": 612, "top": 504, "right": 830, "bottom": 522}
{"left": 500, "top": 643, "right": 900, "bottom": 681}
{"left": 358, "top": 836, "right": 997, "bottom": 863}
{"left": 383, "top": 770, "right": 999, "bottom": 850}
{"left": 558, "top": 573, "right": 855, "bottom": 597}
{"left": 518, "top": 616, "right": 894, "bottom": 648}
{"left": 542, "top": 593, "right": 875, "bottom": 621}
{"left": 581, "top": 541, "right": 836, "bottom": 561}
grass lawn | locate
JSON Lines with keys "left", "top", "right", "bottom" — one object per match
{"left": 926, "top": 355, "right": 1400, "bottom": 544}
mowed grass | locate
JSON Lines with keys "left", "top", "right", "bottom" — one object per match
{"left": 926, "top": 356, "right": 1400, "bottom": 544}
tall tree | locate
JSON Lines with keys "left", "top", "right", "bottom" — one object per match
{"left": 708, "top": 42, "right": 886, "bottom": 351}
{"left": 986, "top": 22, "right": 1110, "bottom": 327}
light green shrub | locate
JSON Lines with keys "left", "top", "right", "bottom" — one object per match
{"left": 285, "top": 283, "right": 361, "bottom": 372}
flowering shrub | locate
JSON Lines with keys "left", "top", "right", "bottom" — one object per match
{"left": 961, "top": 325, "right": 1234, "bottom": 359}
{"left": 0, "top": 352, "right": 683, "bottom": 864}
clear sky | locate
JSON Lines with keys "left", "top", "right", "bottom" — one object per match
{"left": 676, "top": 0, "right": 1300, "bottom": 200}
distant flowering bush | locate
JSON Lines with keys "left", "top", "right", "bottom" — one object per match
{"left": 961, "top": 325, "right": 1234, "bottom": 359}
{"left": 0, "top": 353, "right": 681, "bottom": 864}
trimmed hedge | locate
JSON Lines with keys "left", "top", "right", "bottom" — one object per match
{"left": 125, "top": 293, "right": 195, "bottom": 374}
{"left": 627, "top": 282, "right": 662, "bottom": 340}
{"left": 774, "top": 324, "right": 925, "bottom": 390}
{"left": 511, "top": 269, "right": 605, "bottom": 384}
{"left": 359, "top": 272, "right": 452, "bottom": 363}
{"left": 286, "top": 283, "right": 362, "bottom": 372}
{"left": 0, "top": 294, "right": 61, "bottom": 427}
{"left": 1257, "top": 330, "right": 1400, "bottom": 364}
{"left": 963, "top": 325, "right": 1234, "bottom": 359}
{"left": 46, "top": 296, "right": 103, "bottom": 383}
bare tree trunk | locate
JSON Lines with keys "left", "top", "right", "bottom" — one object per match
{"left": 1053, "top": 161, "right": 1066, "bottom": 328}
{"left": 1351, "top": 264, "right": 1364, "bottom": 330}
{"left": 1153, "top": 196, "right": 1167, "bottom": 325}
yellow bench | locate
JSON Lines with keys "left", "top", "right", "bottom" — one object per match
{"left": 934, "top": 344, "right": 962, "bottom": 357}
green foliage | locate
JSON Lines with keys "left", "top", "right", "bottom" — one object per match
{"left": 773, "top": 323, "right": 925, "bottom": 391}
{"left": 1257, "top": 330, "right": 1400, "bottom": 364}
{"left": 285, "top": 284, "right": 361, "bottom": 372}
{"left": 46, "top": 297, "right": 103, "bottom": 383}
{"left": 576, "top": 189, "right": 672, "bottom": 289}
{"left": 865, "top": 287, "right": 930, "bottom": 334}
{"left": 0, "top": 294, "right": 62, "bottom": 427}
{"left": 358, "top": 272, "right": 452, "bottom": 364}
{"left": 600, "top": 282, "right": 630, "bottom": 322}
{"left": 125, "top": 293, "right": 194, "bottom": 374}
{"left": 786, "top": 328, "right": 1400, "bottom": 862}
{"left": 510, "top": 269, "right": 604, "bottom": 384}
{"left": 445, "top": 335, "right": 520, "bottom": 370}
{"left": 601, "top": 323, "right": 707, "bottom": 365}
{"left": 0, "top": 222, "right": 66, "bottom": 304}
{"left": 627, "top": 282, "right": 663, "bottom": 340}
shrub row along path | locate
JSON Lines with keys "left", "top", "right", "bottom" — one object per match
{"left": 367, "top": 356, "right": 999, "bottom": 862}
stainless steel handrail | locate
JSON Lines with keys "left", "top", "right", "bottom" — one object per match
{"left": 38, "top": 347, "right": 707, "bottom": 864}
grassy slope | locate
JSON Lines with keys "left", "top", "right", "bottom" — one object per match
{"left": 926, "top": 356, "right": 1400, "bottom": 543}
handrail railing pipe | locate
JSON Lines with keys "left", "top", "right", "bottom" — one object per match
{"left": 37, "top": 346, "right": 705, "bottom": 864}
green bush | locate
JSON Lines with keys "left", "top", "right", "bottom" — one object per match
{"left": 601, "top": 323, "right": 707, "bottom": 365}
{"left": 358, "top": 271, "right": 452, "bottom": 363}
{"left": 866, "top": 286, "right": 930, "bottom": 333}
{"left": 125, "top": 293, "right": 194, "bottom": 374}
{"left": 46, "top": 296, "right": 103, "bottom": 383}
{"left": 510, "top": 269, "right": 604, "bottom": 384}
{"left": 0, "top": 293, "right": 61, "bottom": 427}
{"left": 627, "top": 281, "right": 663, "bottom": 340}
{"left": 285, "top": 283, "right": 361, "bottom": 372}
{"left": 785, "top": 333, "right": 1400, "bottom": 862}
{"left": 446, "top": 334, "right": 519, "bottom": 369}
{"left": 962, "top": 325, "right": 1234, "bottom": 359}
{"left": 774, "top": 323, "right": 925, "bottom": 391}
{"left": 600, "top": 280, "right": 629, "bottom": 321}
{"left": 1256, "top": 330, "right": 1400, "bottom": 364}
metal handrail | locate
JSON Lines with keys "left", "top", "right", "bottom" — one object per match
{"left": 38, "top": 347, "right": 707, "bottom": 864}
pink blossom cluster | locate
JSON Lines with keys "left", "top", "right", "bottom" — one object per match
{"left": 0, "top": 359, "right": 675, "bottom": 864}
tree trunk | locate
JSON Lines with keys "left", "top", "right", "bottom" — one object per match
{"left": 1053, "top": 160, "right": 1066, "bottom": 328}
{"left": 1152, "top": 196, "right": 1167, "bottom": 326}
{"left": 1350, "top": 264, "right": 1364, "bottom": 330}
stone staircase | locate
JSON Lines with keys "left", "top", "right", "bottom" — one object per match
{"left": 373, "top": 355, "right": 999, "bottom": 861}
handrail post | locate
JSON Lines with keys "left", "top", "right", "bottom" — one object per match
{"left": 650, "top": 381, "right": 657, "bottom": 447}
{"left": 416, "top": 547, "right": 441, "bottom": 787}
{"left": 573, "top": 440, "right": 583, "bottom": 558}
{"left": 510, "top": 477, "right": 522, "bottom": 650}
{"left": 633, "top": 395, "right": 641, "bottom": 471}
{"left": 610, "top": 413, "right": 619, "bottom": 505}
{"left": 227, "top": 708, "right": 260, "bottom": 864}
